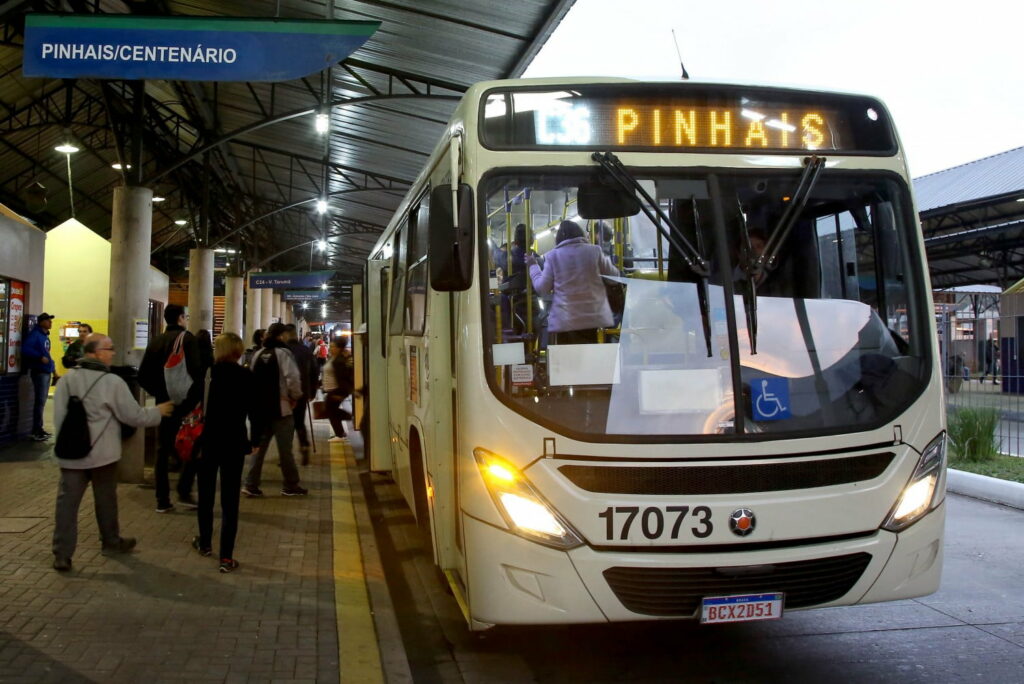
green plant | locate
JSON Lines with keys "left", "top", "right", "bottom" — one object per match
{"left": 947, "top": 407, "right": 1001, "bottom": 463}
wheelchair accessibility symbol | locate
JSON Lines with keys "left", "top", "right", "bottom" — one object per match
{"left": 752, "top": 378, "right": 791, "bottom": 421}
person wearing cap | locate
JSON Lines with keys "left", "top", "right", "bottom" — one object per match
{"left": 23, "top": 312, "right": 57, "bottom": 441}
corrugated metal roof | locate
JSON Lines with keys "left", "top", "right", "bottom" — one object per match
{"left": 914, "top": 145, "right": 1024, "bottom": 213}
{"left": 0, "top": 0, "right": 576, "bottom": 317}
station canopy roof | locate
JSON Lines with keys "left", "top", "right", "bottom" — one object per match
{"left": 0, "top": 0, "right": 575, "bottom": 314}
{"left": 914, "top": 145, "right": 1024, "bottom": 290}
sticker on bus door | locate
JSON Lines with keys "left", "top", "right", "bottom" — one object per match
{"left": 408, "top": 345, "right": 419, "bottom": 405}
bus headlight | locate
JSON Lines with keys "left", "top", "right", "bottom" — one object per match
{"left": 473, "top": 448, "right": 583, "bottom": 549}
{"left": 882, "top": 433, "right": 947, "bottom": 532}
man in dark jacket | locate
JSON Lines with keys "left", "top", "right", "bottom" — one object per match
{"left": 139, "top": 304, "right": 201, "bottom": 512}
{"left": 283, "top": 324, "right": 318, "bottom": 465}
{"left": 23, "top": 312, "right": 56, "bottom": 441}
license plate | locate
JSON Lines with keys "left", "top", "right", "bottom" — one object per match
{"left": 700, "top": 592, "right": 784, "bottom": 624}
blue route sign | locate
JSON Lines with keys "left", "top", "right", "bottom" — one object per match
{"left": 249, "top": 270, "right": 334, "bottom": 289}
{"left": 23, "top": 14, "right": 379, "bottom": 82}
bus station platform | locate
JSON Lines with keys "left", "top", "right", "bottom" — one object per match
{"left": 0, "top": 419, "right": 411, "bottom": 684}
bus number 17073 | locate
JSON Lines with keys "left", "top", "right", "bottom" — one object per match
{"left": 598, "top": 505, "right": 713, "bottom": 541}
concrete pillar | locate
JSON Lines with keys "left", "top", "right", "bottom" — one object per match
{"left": 108, "top": 185, "right": 152, "bottom": 484}
{"left": 187, "top": 248, "right": 214, "bottom": 334}
{"left": 273, "top": 293, "right": 283, "bottom": 323}
{"left": 261, "top": 288, "right": 274, "bottom": 326}
{"left": 223, "top": 275, "right": 244, "bottom": 337}
{"left": 245, "top": 274, "right": 262, "bottom": 344}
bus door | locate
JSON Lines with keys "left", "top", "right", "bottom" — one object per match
{"left": 386, "top": 223, "right": 414, "bottom": 508}
{"left": 364, "top": 260, "right": 392, "bottom": 472}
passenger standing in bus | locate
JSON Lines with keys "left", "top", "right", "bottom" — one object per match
{"left": 243, "top": 323, "right": 307, "bottom": 497}
{"left": 527, "top": 220, "right": 619, "bottom": 344}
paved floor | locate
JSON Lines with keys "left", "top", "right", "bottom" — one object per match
{"left": 0, "top": 418, "right": 385, "bottom": 684}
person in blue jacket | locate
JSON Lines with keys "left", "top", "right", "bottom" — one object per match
{"left": 23, "top": 312, "right": 57, "bottom": 441}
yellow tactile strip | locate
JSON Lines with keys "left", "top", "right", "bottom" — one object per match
{"left": 329, "top": 438, "right": 385, "bottom": 684}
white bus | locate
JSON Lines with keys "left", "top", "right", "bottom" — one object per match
{"left": 362, "top": 78, "right": 945, "bottom": 630}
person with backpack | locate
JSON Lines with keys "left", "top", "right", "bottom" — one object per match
{"left": 139, "top": 304, "right": 202, "bottom": 513}
{"left": 283, "top": 323, "right": 318, "bottom": 465}
{"left": 243, "top": 323, "right": 307, "bottom": 497}
{"left": 241, "top": 328, "right": 265, "bottom": 368}
{"left": 51, "top": 334, "right": 174, "bottom": 572}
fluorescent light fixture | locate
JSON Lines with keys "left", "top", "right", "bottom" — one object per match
{"left": 174, "top": 219, "right": 188, "bottom": 226}
{"left": 302, "top": 303, "right": 309, "bottom": 309}
{"left": 316, "top": 199, "right": 328, "bottom": 214}
{"left": 152, "top": 196, "right": 166, "bottom": 203}
{"left": 214, "top": 248, "right": 237, "bottom": 254}
{"left": 317, "top": 239, "right": 328, "bottom": 252}
{"left": 741, "top": 108, "right": 765, "bottom": 121}
{"left": 55, "top": 143, "right": 79, "bottom": 154}
{"left": 315, "top": 112, "right": 329, "bottom": 134}
{"left": 111, "top": 162, "right": 132, "bottom": 170}
{"left": 320, "top": 283, "right": 328, "bottom": 290}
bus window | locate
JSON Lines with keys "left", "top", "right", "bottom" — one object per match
{"left": 405, "top": 198, "right": 429, "bottom": 335}
{"left": 480, "top": 171, "right": 928, "bottom": 440}
{"left": 388, "top": 227, "right": 407, "bottom": 336}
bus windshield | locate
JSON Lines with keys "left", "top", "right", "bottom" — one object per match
{"left": 480, "top": 168, "right": 929, "bottom": 440}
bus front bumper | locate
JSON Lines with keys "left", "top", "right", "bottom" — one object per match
{"left": 462, "top": 501, "right": 944, "bottom": 626}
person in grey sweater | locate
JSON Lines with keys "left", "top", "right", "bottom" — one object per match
{"left": 51, "top": 334, "right": 174, "bottom": 572}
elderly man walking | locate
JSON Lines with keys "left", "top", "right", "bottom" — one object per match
{"left": 51, "top": 334, "right": 174, "bottom": 572}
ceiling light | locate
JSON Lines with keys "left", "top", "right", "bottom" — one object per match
{"left": 174, "top": 219, "right": 188, "bottom": 226}
{"left": 315, "top": 112, "right": 329, "bottom": 134}
{"left": 152, "top": 196, "right": 166, "bottom": 203}
{"left": 321, "top": 283, "right": 328, "bottom": 290}
{"left": 54, "top": 143, "right": 79, "bottom": 154}
{"left": 316, "top": 199, "right": 328, "bottom": 214}
{"left": 302, "top": 302, "right": 309, "bottom": 309}
{"left": 317, "top": 239, "right": 328, "bottom": 252}
{"left": 111, "top": 162, "right": 132, "bottom": 170}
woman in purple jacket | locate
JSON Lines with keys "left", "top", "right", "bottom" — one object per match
{"left": 527, "top": 220, "right": 619, "bottom": 344}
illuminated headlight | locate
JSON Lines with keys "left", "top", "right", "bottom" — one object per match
{"left": 473, "top": 448, "right": 583, "bottom": 549}
{"left": 882, "top": 433, "right": 947, "bottom": 532}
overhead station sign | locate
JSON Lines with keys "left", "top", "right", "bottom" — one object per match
{"left": 282, "top": 290, "right": 329, "bottom": 301}
{"left": 23, "top": 14, "right": 379, "bottom": 82}
{"left": 249, "top": 270, "right": 334, "bottom": 289}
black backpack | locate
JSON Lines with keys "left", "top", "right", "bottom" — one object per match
{"left": 251, "top": 348, "right": 282, "bottom": 421}
{"left": 55, "top": 373, "right": 107, "bottom": 460}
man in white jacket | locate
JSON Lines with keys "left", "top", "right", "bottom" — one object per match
{"left": 51, "top": 334, "right": 173, "bottom": 572}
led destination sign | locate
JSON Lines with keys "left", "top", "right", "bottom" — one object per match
{"left": 483, "top": 86, "right": 894, "bottom": 154}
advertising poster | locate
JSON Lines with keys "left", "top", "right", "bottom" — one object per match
{"left": 6, "top": 280, "right": 25, "bottom": 373}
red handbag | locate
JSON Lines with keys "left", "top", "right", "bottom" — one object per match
{"left": 174, "top": 369, "right": 211, "bottom": 462}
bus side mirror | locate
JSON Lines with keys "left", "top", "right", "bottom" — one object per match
{"left": 429, "top": 183, "right": 475, "bottom": 291}
{"left": 577, "top": 178, "right": 640, "bottom": 219}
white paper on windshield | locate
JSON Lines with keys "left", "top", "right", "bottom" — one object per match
{"left": 549, "top": 343, "right": 620, "bottom": 386}
{"left": 492, "top": 342, "right": 526, "bottom": 366}
{"left": 639, "top": 369, "right": 722, "bottom": 413}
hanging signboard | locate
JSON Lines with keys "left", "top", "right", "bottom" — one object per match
{"left": 249, "top": 270, "right": 334, "bottom": 289}
{"left": 23, "top": 14, "right": 379, "bottom": 82}
{"left": 282, "top": 290, "right": 329, "bottom": 301}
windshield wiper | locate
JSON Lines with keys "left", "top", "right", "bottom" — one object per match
{"left": 738, "top": 155, "right": 826, "bottom": 355}
{"left": 591, "top": 151, "right": 713, "bottom": 356}
{"left": 757, "top": 155, "right": 825, "bottom": 273}
{"left": 736, "top": 200, "right": 759, "bottom": 354}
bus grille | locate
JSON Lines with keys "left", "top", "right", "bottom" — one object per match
{"left": 559, "top": 453, "right": 893, "bottom": 495}
{"left": 603, "top": 552, "right": 872, "bottom": 617}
